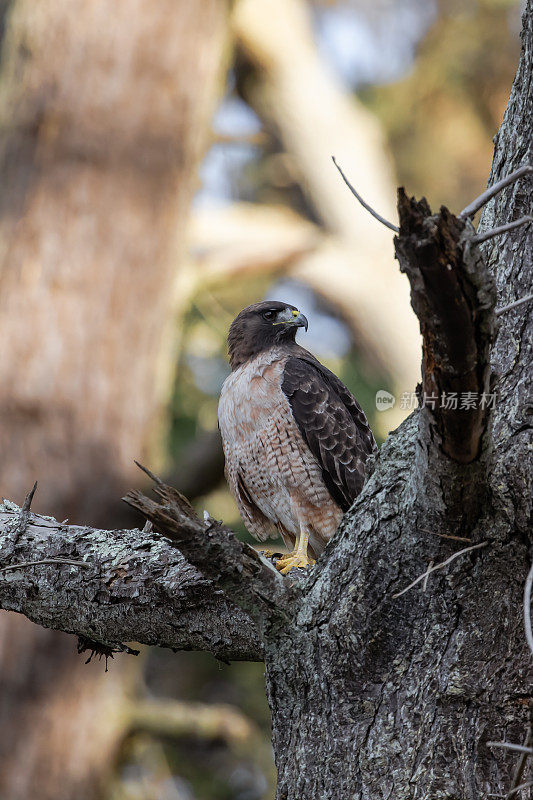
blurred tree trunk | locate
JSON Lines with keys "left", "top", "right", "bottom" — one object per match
{"left": 0, "top": 1, "right": 229, "bottom": 799}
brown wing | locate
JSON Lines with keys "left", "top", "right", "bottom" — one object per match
{"left": 223, "top": 461, "right": 275, "bottom": 542}
{"left": 281, "top": 355, "right": 376, "bottom": 511}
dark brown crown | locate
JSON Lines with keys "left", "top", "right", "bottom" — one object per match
{"left": 227, "top": 301, "right": 308, "bottom": 370}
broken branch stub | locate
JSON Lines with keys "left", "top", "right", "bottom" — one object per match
{"left": 123, "top": 481, "right": 293, "bottom": 621}
{"left": 394, "top": 189, "right": 496, "bottom": 464}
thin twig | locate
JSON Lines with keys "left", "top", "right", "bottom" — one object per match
{"left": 134, "top": 460, "right": 164, "bottom": 486}
{"left": 472, "top": 216, "right": 532, "bottom": 244}
{"left": 524, "top": 563, "right": 533, "bottom": 657}
{"left": 459, "top": 165, "right": 533, "bottom": 218}
{"left": 496, "top": 293, "right": 533, "bottom": 317}
{"left": 420, "top": 527, "right": 472, "bottom": 543}
{"left": 508, "top": 701, "right": 533, "bottom": 796}
{"left": 487, "top": 742, "right": 533, "bottom": 756}
{"left": 332, "top": 156, "right": 399, "bottom": 233}
{"left": 0, "top": 558, "right": 91, "bottom": 573}
{"left": 422, "top": 561, "right": 434, "bottom": 591}
{"left": 507, "top": 781, "right": 533, "bottom": 798}
{"left": 2, "top": 481, "right": 39, "bottom": 561}
{"left": 392, "top": 542, "right": 488, "bottom": 598}
{"left": 21, "top": 482, "right": 38, "bottom": 515}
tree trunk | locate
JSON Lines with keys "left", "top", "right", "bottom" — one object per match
{"left": 0, "top": 0, "right": 228, "bottom": 520}
{"left": 0, "top": 2, "right": 229, "bottom": 799}
{"left": 264, "top": 7, "right": 533, "bottom": 799}
{"left": 0, "top": 5, "right": 530, "bottom": 800}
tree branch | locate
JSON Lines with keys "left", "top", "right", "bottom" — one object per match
{"left": 331, "top": 156, "right": 399, "bottom": 233}
{"left": 496, "top": 292, "right": 533, "bottom": 316}
{"left": 458, "top": 164, "right": 533, "bottom": 218}
{"left": 123, "top": 478, "right": 294, "bottom": 621}
{"left": 0, "top": 503, "right": 262, "bottom": 662}
{"left": 471, "top": 215, "right": 532, "bottom": 244}
{"left": 523, "top": 562, "right": 533, "bottom": 658}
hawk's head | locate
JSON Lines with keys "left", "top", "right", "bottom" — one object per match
{"left": 228, "top": 301, "right": 309, "bottom": 370}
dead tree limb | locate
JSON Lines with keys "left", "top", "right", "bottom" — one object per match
{"left": 123, "top": 481, "right": 293, "bottom": 621}
{"left": 394, "top": 191, "right": 497, "bottom": 466}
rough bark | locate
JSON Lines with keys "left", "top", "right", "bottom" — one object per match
{"left": 0, "top": 504, "right": 260, "bottom": 663}
{"left": 262, "top": 6, "right": 533, "bottom": 798}
{"left": 0, "top": 4, "right": 531, "bottom": 800}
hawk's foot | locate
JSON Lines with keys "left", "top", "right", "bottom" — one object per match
{"left": 259, "top": 549, "right": 277, "bottom": 558}
{"left": 275, "top": 551, "right": 315, "bottom": 575}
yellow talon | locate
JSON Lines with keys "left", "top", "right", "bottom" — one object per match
{"left": 276, "top": 552, "right": 316, "bottom": 575}
{"left": 259, "top": 548, "right": 277, "bottom": 558}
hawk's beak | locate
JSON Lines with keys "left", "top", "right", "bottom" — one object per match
{"left": 291, "top": 310, "right": 309, "bottom": 331}
{"left": 274, "top": 308, "right": 309, "bottom": 331}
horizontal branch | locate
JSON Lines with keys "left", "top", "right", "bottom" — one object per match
{"left": 0, "top": 501, "right": 262, "bottom": 662}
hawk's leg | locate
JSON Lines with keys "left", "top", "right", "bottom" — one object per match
{"left": 276, "top": 526, "right": 315, "bottom": 575}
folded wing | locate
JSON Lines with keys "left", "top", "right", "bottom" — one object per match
{"left": 281, "top": 355, "right": 377, "bottom": 511}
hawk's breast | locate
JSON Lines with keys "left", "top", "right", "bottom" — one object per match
{"left": 218, "top": 349, "right": 341, "bottom": 548}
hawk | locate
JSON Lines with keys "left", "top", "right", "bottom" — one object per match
{"left": 218, "top": 301, "right": 376, "bottom": 574}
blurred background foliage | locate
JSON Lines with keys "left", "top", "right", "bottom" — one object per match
{"left": 170, "top": 0, "right": 522, "bottom": 538}
{"left": 0, "top": 0, "right": 523, "bottom": 798}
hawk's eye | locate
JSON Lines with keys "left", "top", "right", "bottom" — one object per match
{"left": 262, "top": 310, "right": 276, "bottom": 321}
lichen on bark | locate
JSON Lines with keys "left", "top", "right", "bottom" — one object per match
{"left": 0, "top": 4, "right": 531, "bottom": 800}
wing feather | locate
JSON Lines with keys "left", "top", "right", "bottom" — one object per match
{"left": 223, "top": 462, "right": 274, "bottom": 542}
{"left": 281, "top": 355, "right": 376, "bottom": 511}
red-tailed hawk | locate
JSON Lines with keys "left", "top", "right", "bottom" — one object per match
{"left": 218, "top": 301, "right": 376, "bottom": 574}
